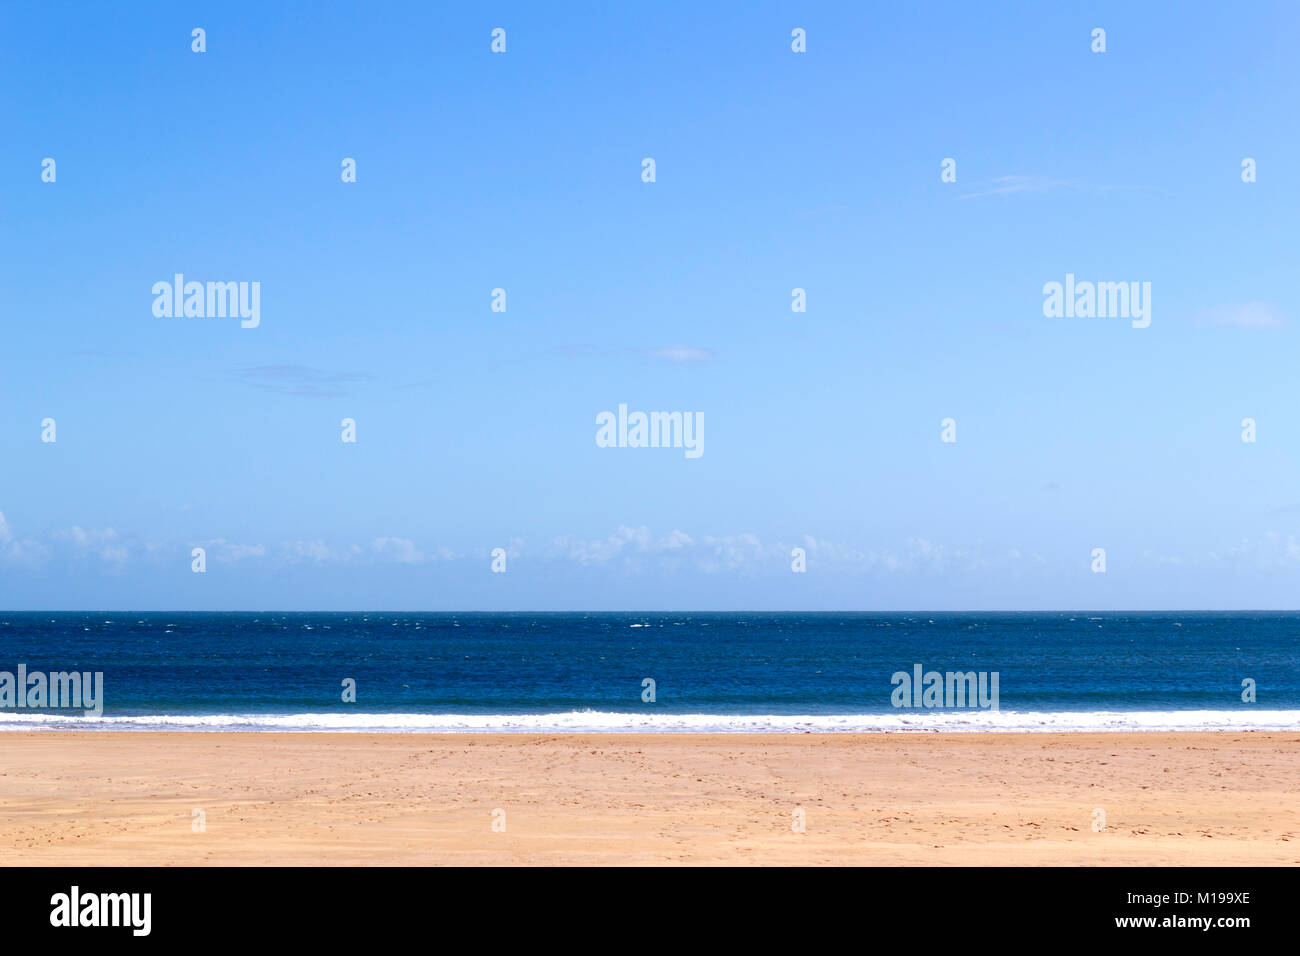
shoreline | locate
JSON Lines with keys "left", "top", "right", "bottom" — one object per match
{"left": 1, "top": 731, "right": 1296, "bottom": 865}
{"left": 1, "top": 708, "right": 1296, "bottom": 734}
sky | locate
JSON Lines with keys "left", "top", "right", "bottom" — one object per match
{"left": 2, "top": 1, "right": 1299, "bottom": 610}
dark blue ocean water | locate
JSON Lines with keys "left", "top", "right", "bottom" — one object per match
{"left": 0, "top": 612, "right": 1296, "bottom": 731}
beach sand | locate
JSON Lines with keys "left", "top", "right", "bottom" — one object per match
{"left": 0, "top": 732, "right": 1295, "bottom": 866}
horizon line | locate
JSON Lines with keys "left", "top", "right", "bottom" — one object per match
{"left": 3, "top": 609, "right": 1299, "bottom": 615}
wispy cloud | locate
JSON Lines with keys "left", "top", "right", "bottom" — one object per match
{"left": 368, "top": 537, "right": 460, "bottom": 564}
{"left": 198, "top": 539, "right": 267, "bottom": 563}
{"left": 549, "top": 526, "right": 691, "bottom": 566}
{"left": 278, "top": 539, "right": 358, "bottom": 564}
{"left": 544, "top": 527, "right": 1016, "bottom": 576}
{"left": 527, "top": 344, "right": 716, "bottom": 363}
{"left": 0, "top": 511, "right": 47, "bottom": 565}
{"left": 1195, "top": 301, "right": 1286, "bottom": 329}
{"left": 57, "top": 511, "right": 1300, "bottom": 582}
{"left": 643, "top": 345, "right": 715, "bottom": 363}
{"left": 53, "top": 526, "right": 128, "bottom": 565}
{"left": 958, "top": 175, "right": 1083, "bottom": 200}
{"left": 958, "top": 175, "right": 1162, "bottom": 201}
{"left": 0, "top": 513, "right": 125, "bottom": 567}
{"left": 277, "top": 537, "right": 467, "bottom": 565}
{"left": 231, "top": 365, "right": 371, "bottom": 398}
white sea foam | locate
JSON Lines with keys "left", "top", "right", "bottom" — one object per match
{"left": 0, "top": 710, "right": 1295, "bottom": 733}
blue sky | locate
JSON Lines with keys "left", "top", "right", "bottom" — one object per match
{"left": 2, "top": 1, "right": 1299, "bottom": 610}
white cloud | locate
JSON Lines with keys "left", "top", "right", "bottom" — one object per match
{"left": 541, "top": 528, "right": 1040, "bottom": 576}
{"left": 280, "top": 539, "right": 343, "bottom": 563}
{"left": 549, "top": 526, "right": 708, "bottom": 566}
{"left": 200, "top": 539, "right": 267, "bottom": 563}
{"left": 0, "top": 511, "right": 46, "bottom": 565}
{"left": 53, "top": 525, "right": 127, "bottom": 565}
{"left": 282, "top": 536, "right": 467, "bottom": 565}
{"left": 370, "top": 537, "right": 424, "bottom": 564}
{"left": 697, "top": 533, "right": 767, "bottom": 573}
{"left": 0, "top": 512, "right": 480, "bottom": 571}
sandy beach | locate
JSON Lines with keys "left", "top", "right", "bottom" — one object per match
{"left": 0, "top": 732, "right": 1295, "bottom": 866}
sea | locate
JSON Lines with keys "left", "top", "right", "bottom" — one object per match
{"left": 0, "top": 611, "right": 1296, "bottom": 732}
